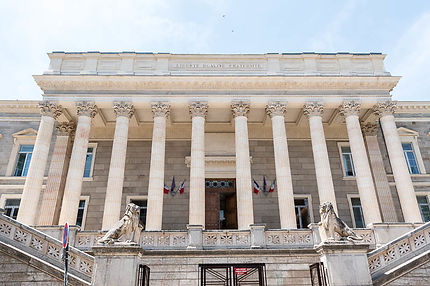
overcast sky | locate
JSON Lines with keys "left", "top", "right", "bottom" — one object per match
{"left": 1, "top": 0, "right": 429, "bottom": 101}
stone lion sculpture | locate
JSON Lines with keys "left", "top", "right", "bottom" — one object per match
{"left": 98, "top": 203, "right": 142, "bottom": 245}
{"left": 318, "top": 202, "right": 363, "bottom": 241}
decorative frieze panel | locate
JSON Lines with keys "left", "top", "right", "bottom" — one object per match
{"left": 203, "top": 231, "right": 251, "bottom": 249}
{"left": 139, "top": 231, "right": 188, "bottom": 249}
{"left": 265, "top": 230, "right": 313, "bottom": 247}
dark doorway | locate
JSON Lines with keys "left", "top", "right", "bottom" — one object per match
{"left": 200, "top": 264, "right": 267, "bottom": 286}
{"left": 205, "top": 179, "right": 237, "bottom": 230}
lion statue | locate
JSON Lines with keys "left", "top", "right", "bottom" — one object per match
{"left": 98, "top": 203, "right": 142, "bottom": 245}
{"left": 318, "top": 202, "right": 363, "bottom": 241}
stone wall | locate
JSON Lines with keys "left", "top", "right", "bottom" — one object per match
{"left": 387, "top": 260, "right": 430, "bottom": 285}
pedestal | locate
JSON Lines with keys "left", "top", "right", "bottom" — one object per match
{"left": 315, "top": 242, "right": 372, "bottom": 286}
{"left": 92, "top": 245, "right": 142, "bottom": 286}
{"left": 250, "top": 224, "right": 266, "bottom": 248}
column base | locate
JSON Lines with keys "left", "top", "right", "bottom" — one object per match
{"left": 187, "top": 224, "right": 203, "bottom": 250}
{"left": 250, "top": 224, "right": 266, "bottom": 248}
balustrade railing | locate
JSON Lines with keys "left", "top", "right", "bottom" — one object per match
{"left": 0, "top": 213, "right": 94, "bottom": 283}
{"left": 367, "top": 221, "right": 430, "bottom": 279}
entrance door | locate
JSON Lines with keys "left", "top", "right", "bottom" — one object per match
{"left": 205, "top": 179, "right": 237, "bottom": 230}
{"left": 200, "top": 264, "right": 267, "bottom": 286}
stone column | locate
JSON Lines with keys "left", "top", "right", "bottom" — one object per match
{"left": 304, "top": 103, "right": 338, "bottom": 213}
{"left": 361, "top": 123, "right": 398, "bottom": 222}
{"left": 188, "top": 102, "right": 208, "bottom": 227}
{"left": 101, "top": 102, "right": 134, "bottom": 230}
{"left": 58, "top": 102, "right": 97, "bottom": 225}
{"left": 266, "top": 102, "right": 296, "bottom": 229}
{"left": 339, "top": 102, "right": 382, "bottom": 225}
{"left": 17, "top": 101, "right": 62, "bottom": 225}
{"left": 38, "top": 122, "right": 75, "bottom": 226}
{"left": 374, "top": 102, "right": 422, "bottom": 223}
{"left": 231, "top": 101, "right": 254, "bottom": 230}
{"left": 145, "top": 103, "right": 170, "bottom": 231}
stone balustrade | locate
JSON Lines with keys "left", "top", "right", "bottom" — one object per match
{"left": 367, "top": 221, "right": 430, "bottom": 280}
{"left": 0, "top": 213, "right": 94, "bottom": 283}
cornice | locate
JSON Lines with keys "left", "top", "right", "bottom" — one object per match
{"left": 33, "top": 75, "right": 400, "bottom": 92}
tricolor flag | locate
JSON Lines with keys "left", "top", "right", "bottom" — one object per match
{"left": 269, "top": 179, "right": 276, "bottom": 193}
{"left": 163, "top": 184, "right": 170, "bottom": 194}
{"left": 253, "top": 179, "right": 260, "bottom": 194}
{"left": 177, "top": 180, "right": 185, "bottom": 194}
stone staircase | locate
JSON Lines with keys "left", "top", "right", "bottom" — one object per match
{"left": 367, "top": 221, "right": 430, "bottom": 285}
{"left": 0, "top": 213, "right": 94, "bottom": 285}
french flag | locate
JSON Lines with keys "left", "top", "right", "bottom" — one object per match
{"left": 269, "top": 179, "right": 276, "bottom": 193}
{"left": 253, "top": 179, "right": 260, "bottom": 194}
{"left": 163, "top": 184, "right": 170, "bottom": 194}
{"left": 177, "top": 180, "right": 185, "bottom": 194}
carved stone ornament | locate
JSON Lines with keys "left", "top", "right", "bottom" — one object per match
{"left": 113, "top": 102, "right": 134, "bottom": 118}
{"left": 39, "top": 101, "right": 62, "bottom": 119}
{"left": 361, "top": 122, "right": 378, "bottom": 136}
{"left": 189, "top": 102, "right": 208, "bottom": 118}
{"left": 318, "top": 202, "right": 363, "bottom": 241}
{"left": 97, "top": 203, "right": 142, "bottom": 245}
{"left": 151, "top": 102, "right": 170, "bottom": 118}
{"left": 339, "top": 101, "right": 361, "bottom": 117}
{"left": 266, "top": 102, "right": 287, "bottom": 118}
{"left": 56, "top": 122, "right": 76, "bottom": 136}
{"left": 76, "top": 102, "right": 98, "bottom": 118}
{"left": 231, "top": 101, "right": 250, "bottom": 118}
{"left": 373, "top": 101, "right": 397, "bottom": 117}
{"left": 303, "top": 103, "right": 324, "bottom": 117}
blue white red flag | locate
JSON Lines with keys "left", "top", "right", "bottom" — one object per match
{"left": 163, "top": 184, "right": 170, "bottom": 194}
{"left": 177, "top": 180, "right": 185, "bottom": 194}
{"left": 269, "top": 179, "right": 276, "bottom": 193}
{"left": 253, "top": 179, "right": 260, "bottom": 194}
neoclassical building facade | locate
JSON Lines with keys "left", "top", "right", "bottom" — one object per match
{"left": 0, "top": 52, "right": 429, "bottom": 285}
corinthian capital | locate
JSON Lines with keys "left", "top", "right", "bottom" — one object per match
{"left": 231, "top": 101, "right": 250, "bottom": 118}
{"left": 151, "top": 102, "right": 170, "bottom": 118}
{"left": 189, "top": 102, "right": 208, "bottom": 118}
{"left": 56, "top": 122, "right": 76, "bottom": 136}
{"left": 361, "top": 122, "right": 378, "bottom": 136}
{"left": 303, "top": 103, "right": 324, "bottom": 117}
{"left": 373, "top": 101, "right": 397, "bottom": 117}
{"left": 339, "top": 101, "right": 360, "bottom": 117}
{"left": 39, "top": 101, "right": 62, "bottom": 119}
{"left": 76, "top": 102, "right": 98, "bottom": 118}
{"left": 266, "top": 102, "right": 286, "bottom": 118}
{"left": 113, "top": 102, "right": 134, "bottom": 118}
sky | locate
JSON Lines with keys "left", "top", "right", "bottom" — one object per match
{"left": 0, "top": 0, "right": 430, "bottom": 101}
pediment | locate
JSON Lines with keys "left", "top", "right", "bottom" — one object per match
{"left": 12, "top": 128, "right": 38, "bottom": 138}
{"left": 397, "top": 127, "right": 419, "bottom": 137}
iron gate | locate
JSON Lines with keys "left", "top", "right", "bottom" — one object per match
{"left": 137, "top": 264, "right": 150, "bottom": 286}
{"left": 309, "top": 262, "right": 327, "bottom": 286}
{"left": 199, "top": 264, "right": 266, "bottom": 286}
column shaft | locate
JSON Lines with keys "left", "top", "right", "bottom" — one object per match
{"left": 38, "top": 123, "right": 74, "bottom": 225}
{"left": 188, "top": 102, "right": 207, "bottom": 226}
{"left": 271, "top": 115, "right": 297, "bottom": 228}
{"left": 59, "top": 108, "right": 95, "bottom": 225}
{"left": 380, "top": 114, "right": 422, "bottom": 222}
{"left": 344, "top": 114, "right": 382, "bottom": 224}
{"left": 102, "top": 115, "right": 131, "bottom": 229}
{"left": 17, "top": 115, "right": 56, "bottom": 225}
{"left": 308, "top": 115, "right": 338, "bottom": 213}
{"left": 145, "top": 104, "right": 169, "bottom": 231}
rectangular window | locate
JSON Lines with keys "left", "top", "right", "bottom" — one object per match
{"left": 402, "top": 143, "right": 420, "bottom": 174}
{"left": 4, "top": 199, "right": 20, "bottom": 220}
{"left": 131, "top": 200, "right": 147, "bottom": 229}
{"left": 76, "top": 200, "right": 86, "bottom": 227}
{"left": 341, "top": 146, "right": 355, "bottom": 177}
{"left": 83, "top": 147, "right": 94, "bottom": 177}
{"left": 13, "top": 145, "right": 34, "bottom": 177}
{"left": 350, "top": 197, "right": 365, "bottom": 228}
{"left": 417, "top": 195, "right": 430, "bottom": 222}
{"left": 294, "top": 198, "right": 310, "bottom": 229}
